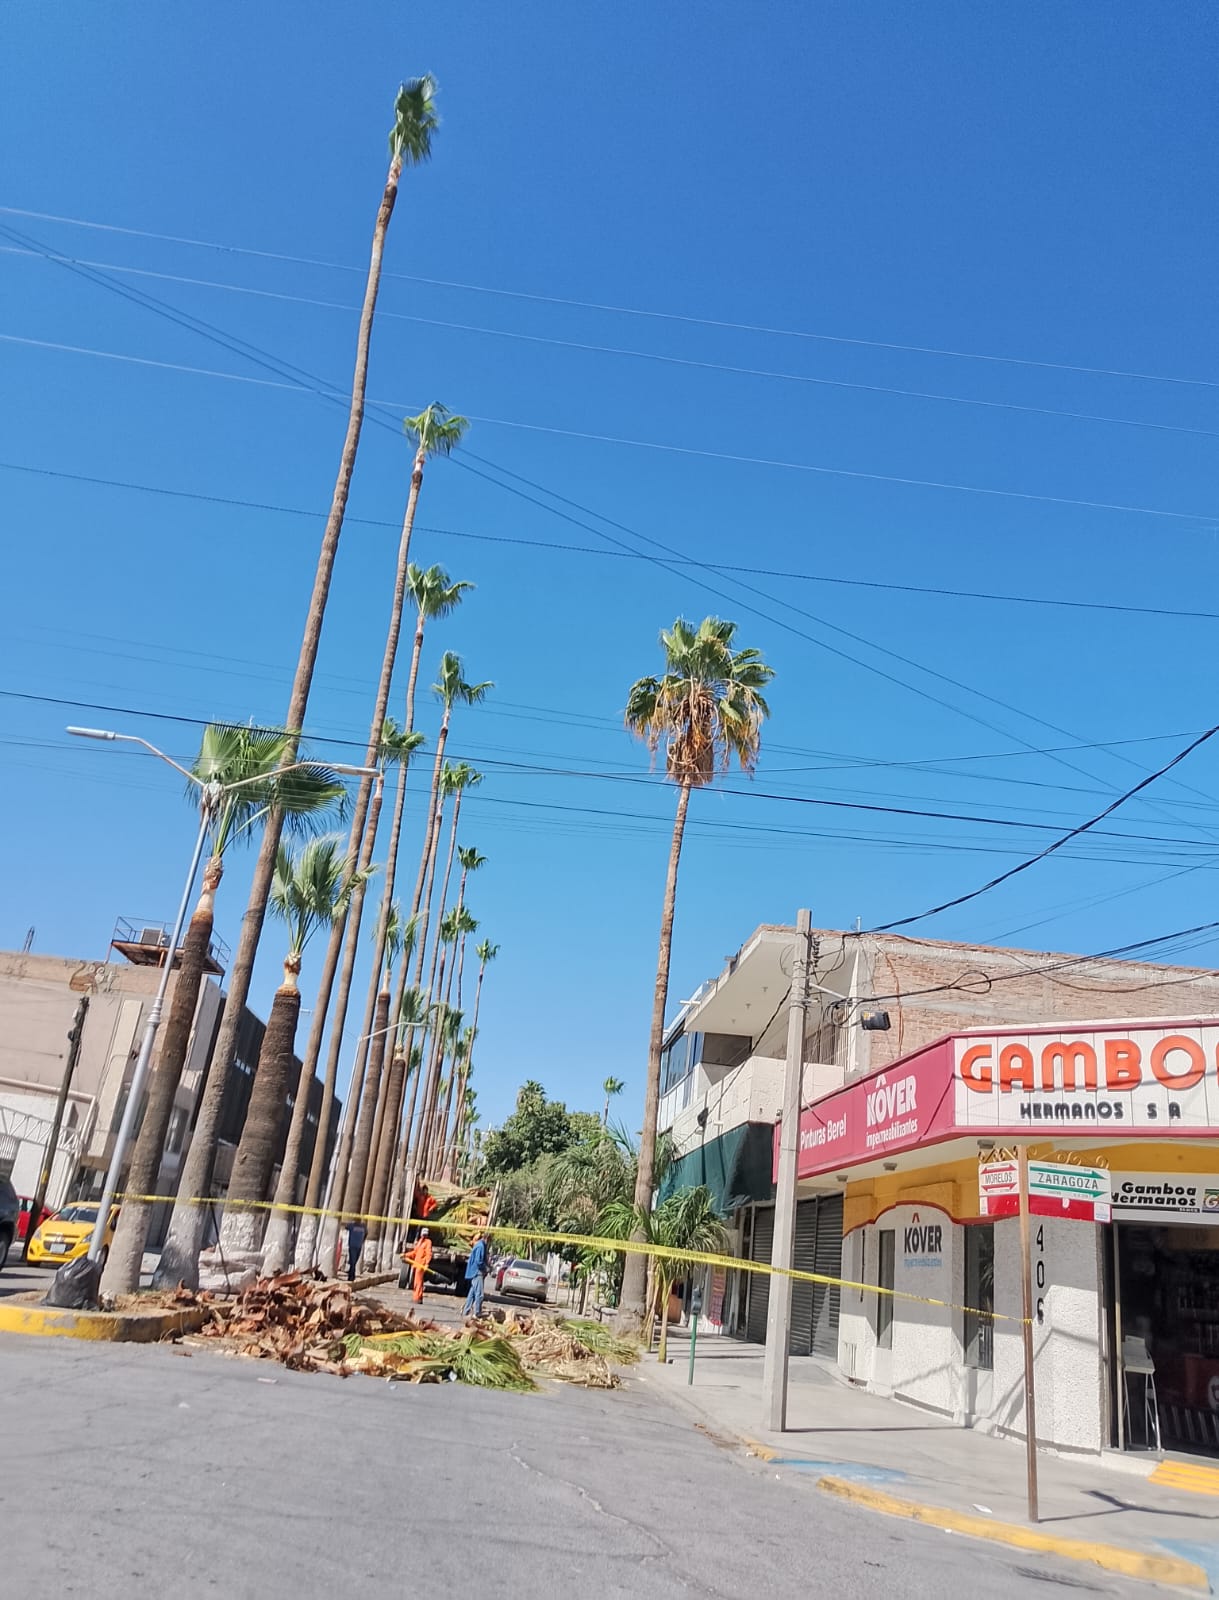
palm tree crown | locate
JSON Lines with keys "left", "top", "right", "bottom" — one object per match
{"left": 435, "top": 652, "right": 494, "bottom": 713}
{"left": 625, "top": 617, "right": 774, "bottom": 788}
{"left": 192, "top": 724, "right": 346, "bottom": 856}
{"left": 389, "top": 75, "right": 440, "bottom": 167}
{"left": 404, "top": 402, "right": 468, "bottom": 459}
{"left": 270, "top": 836, "right": 372, "bottom": 981}
{"left": 407, "top": 564, "right": 474, "bottom": 625}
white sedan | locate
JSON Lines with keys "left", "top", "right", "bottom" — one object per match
{"left": 496, "top": 1258, "right": 548, "bottom": 1303}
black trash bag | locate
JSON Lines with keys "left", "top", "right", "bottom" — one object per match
{"left": 43, "top": 1255, "right": 102, "bottom": 1310}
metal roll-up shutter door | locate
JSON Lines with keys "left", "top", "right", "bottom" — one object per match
{"left": 789, "top": 1199, "right": 820, "bottom": 1356}
{"left": 811, "top": 1194, "right": 844, "bottom": 1359}
{"left": 745, "top": 1206, "right": 774, "bottom": 1345}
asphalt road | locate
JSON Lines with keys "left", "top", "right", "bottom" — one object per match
{"left": 0, "top": 1260, "right": 52, "bottom": 1297}
{"left": 0, "top": 1334, "right": 1157, "bottom": 1599}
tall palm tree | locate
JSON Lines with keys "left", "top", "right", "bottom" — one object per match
{"left": 431, "top": 921, "right": 475, "bottom": 1172}
{"left": 452, "top": 851, "right": 486, "bottom": 1007}
{"left": 603, "top": 1186, "right": 727, "bottom": 1362}
{"left": 358, "top": 905, "right": 416, "bottom": 1216}
{"left": 261, "top": 723, "right": 422, "bottom": 1273}
{"left": 218, "top": 839, "right": 373, "bottom": 1255}
{"left": 602, "top": 1076, "right": 626, "bottom": 1127}
{"left": 108, "top": 726, "right": 344, "bottom": 1293}
{"left": 153, "top": 80, "right": 439, "bottom": 1291}
{"left": 441, "top": 1021, "right": 477, "bottom": 1181}
{"left": 291, "top": 437, "right": 471, "bottom": 1271}
{"left": 616, "top": 617, "right": 773, "bottom": 1330}
{"left": 442, "top": 937, "right": 497, "bottom": 1180}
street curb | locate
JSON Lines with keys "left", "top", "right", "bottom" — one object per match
{"left": 0, "top": 1296, "right": 208, "bottom": 1343}
{"left": 817, "top": 1476, "right": 1211, "bottom": 1592}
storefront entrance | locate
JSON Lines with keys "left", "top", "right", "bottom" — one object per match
{"left": 1113, "top": 1220, "right": 1219, "bottom": 1455}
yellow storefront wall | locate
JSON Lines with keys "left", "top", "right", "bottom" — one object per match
{"left": 842, "top": 1142, "right": 1219, "bottom": 1233}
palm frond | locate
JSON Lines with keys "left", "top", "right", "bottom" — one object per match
{"left": 407, "top": 564, "right": 475, "bottom": 622}
{"left": 389, "top": 75, "right": 439, "bottom": 167}
{"left": 403, "top": 402, "right": 469, "bottom": 459}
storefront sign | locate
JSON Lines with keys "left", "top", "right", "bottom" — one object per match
{"left": 954, "top": 1024, "right": 1219, "bottom": 1132}
{"left": 1112, "top": 1173, "right": 1219, "bottom": 1225}
{"left": 791, "top": 1020, "right": 1219, "bottom": 1182}
{"left": 902, "top": 1212, "right": 943, "bottom": 1267}
{"left": 979, "top": 1159, "right": 1112, "bottom": 1222}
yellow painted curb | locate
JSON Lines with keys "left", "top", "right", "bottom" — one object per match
{"left": 740, "top": 1436, "right": 779, "bottom": 1462}
{"left": 817, "top": 1477, "right": 1209, "bottom": 1591}
{"left": 1152, "top": 1460, "right": 1219, "bottom": 1499}
{"left": 0, "top": 1296, "right": 207, "bottom": 1344}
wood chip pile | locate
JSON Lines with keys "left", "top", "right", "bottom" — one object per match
{"left": 193, "top": 1270, "right": 432, "bottom": 1375}
{"left": 178, "top": 1271, "right": 638, "bottom": 1391}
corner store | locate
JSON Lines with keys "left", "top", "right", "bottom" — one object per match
{"left": 788, "top": 1017, "right": 1219, "bottom": 1456}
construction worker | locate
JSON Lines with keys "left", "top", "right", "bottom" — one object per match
{"left": 404, "top": 1228, "right": 433, "bottom": 1304}
{"left": 462, "top": 1232, "right": 489, "bottom": 1318}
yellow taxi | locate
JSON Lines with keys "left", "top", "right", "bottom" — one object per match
{"left": 27, "top": 1202, "right": 120, "bottom": 1266}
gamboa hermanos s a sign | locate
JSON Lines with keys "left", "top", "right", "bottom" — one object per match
{"left": 789, "top": 1022, "right": 1219, "bottom": 1181}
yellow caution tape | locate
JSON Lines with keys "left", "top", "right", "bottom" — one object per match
{"left": 115, "top": 1190, "right": 1023, "bottom": 1325}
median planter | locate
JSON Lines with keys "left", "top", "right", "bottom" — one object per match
{"left": 0, "top": 1291, "right": 208, "bottom": 1343}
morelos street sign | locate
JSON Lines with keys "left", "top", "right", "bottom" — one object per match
{"left": 979, "top": 1159, "right": 1112, "bottom": 1222}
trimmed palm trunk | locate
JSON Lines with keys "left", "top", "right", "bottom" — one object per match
{"left": 153, "top": 83, "right": 432, "bottom": 1291}
{"left": 381, "top": 1055, "right": 423, "bottom": 1268}
{"left": 104, "top": 853, "right": 222, "bottom": 1294}
{"left": 617, "top": 783, "right": 690, "bottom": 1326}
{"left": 222, "top": 955, "right": 303, "bottom": 1237}
{"left": 359, "top": 987, "right": 394, "bottom": 1214}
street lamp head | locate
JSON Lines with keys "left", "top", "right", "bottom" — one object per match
{"left": 330, "top": 763, "right": 381, "bottom": 778}
{"left": 67, "top": 726, "right": 118, "bottom": 741}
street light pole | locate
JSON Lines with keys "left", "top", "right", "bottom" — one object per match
{"left": 64, "top": 726, "right": 379, "bottom": 1277}
{"left": 761, "top": 908, "right": 812, "bottom": 1433}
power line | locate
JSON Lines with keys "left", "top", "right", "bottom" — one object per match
{"left": 6, "top": 457, "right": 1219, "bottom": 623}
{"left": 4, "top": 244, "right": 1215, "bottom": 440}
{"left": 4, "top": 203, "right": 1216, "bottom": 391}
{"left": 12, "top": 214, "right": 1216, "bottom": 841}
{"left": 7, "top": 328, "right": 1216, "bottom": 527}
{"left": 8, "top": 686, "right": 1219, "bottom": 854}
{"left": 870, "top": 721, "right": 1219, "bottom": 932}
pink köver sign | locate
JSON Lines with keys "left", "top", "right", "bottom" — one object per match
{"left": 784, "top": 1019, "right": 1219, "bottom": 1181}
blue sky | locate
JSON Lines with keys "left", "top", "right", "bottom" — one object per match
{"left": 2, "top": 3, "right": 1217, "bottom": 1129}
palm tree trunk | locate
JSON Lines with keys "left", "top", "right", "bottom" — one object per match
{"left": 220, "top": 961, "right": 302, "bottom": 1242}
{"left": 364, "top": 1039, "right": 403, "bottom": 1248}
{"left": 657, "top": 1276, "right": 672, "bottom": 1364}
{"left": 105, "top": 854, "right": 222, "bottom": 1294}
{"left": 440, "top": 1058, "right": 469, "bottom": 1183}
{"left": 380, "top": 1055, "right": 422, "bottom": 1269}
{"left": 343, "top": 985, "right": 391, "bottom": 1230}
{"left": 153, "top": 152, "right": 404, "bottom": 1292}
{"left": 411, "top": 793, "right": 463, "bottom": 1171}
{"left": 359, "top": 987, "right": 394, "bottom": 1214}
{"left": 617, "top": 782, "right": 691, "bottom": 1331}
{"left": 443, "top": 960, "right": 484, "bottom": 1179}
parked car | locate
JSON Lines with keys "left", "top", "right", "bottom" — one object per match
{"left": 0, "top": 1178, "right": 19, "bottom": 1272}
{"left": 497, "top": 1258, "right": 548, "bottom": 1303}
{"left": 27, "top": 1203, "right": 120, "bottom": 1267}
{"left": 17, "top": 1197, "right": 50, "bottom": 1241}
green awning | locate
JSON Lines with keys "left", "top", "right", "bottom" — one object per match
{"left": 658, "top": 1122, "right": 775, "bottom": 1216}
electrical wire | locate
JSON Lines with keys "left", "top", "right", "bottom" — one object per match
{"left": 6, "top": 458, "right": 1219, "bottom": 623}
{"left": 870, "top": 721, "right": 1219, "bottom": 932}
{"left": 5, "top": 203, "right": 1216, "bottom": 391}
{"left": 4, "top": 243, "right": 1214, "bottom": 440}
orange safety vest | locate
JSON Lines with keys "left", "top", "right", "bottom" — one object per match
{"left": 407, "top": 1238, "right": 433, "bottom": 1270}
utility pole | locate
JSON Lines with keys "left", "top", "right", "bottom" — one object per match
{"left": 761, "top": 909, "right": 811, "bottom": 1433}
{"left": 1017, "top": 1144, "right": 1040, "bottom": 1523}
{"left": 25, "top": 995, "right": 88, "bottom": 1261}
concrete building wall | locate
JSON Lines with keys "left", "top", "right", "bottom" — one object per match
{"left": 0, "top": 950, "right": 221, "bottom": 1198}
{"left": 840, "top": 1209, "right": 1106, "bottom": 1454}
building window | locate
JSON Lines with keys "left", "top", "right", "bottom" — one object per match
{"left": 165, "top": 1107, "right": 188, "bottom": 1156}
{"left": 876, "top": 1229, "right": 895, "bottom": 1350}
{"left": 660, "top": 1031, "right": 702, "bottom": 1096}
{"left": 964, "top": 1224, "right": 994, "bottom": 1371}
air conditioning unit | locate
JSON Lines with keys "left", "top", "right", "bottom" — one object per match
{"left": 138, "top": 927, "right": 169, "bottom": 948}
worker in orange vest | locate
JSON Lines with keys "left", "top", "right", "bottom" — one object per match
{"left": 404, "top": 1229, "right": 433, "bottom": 1304}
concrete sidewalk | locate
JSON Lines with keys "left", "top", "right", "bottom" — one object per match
{"left": 642, "top": 1329, "right": 1219, "bottom": 1591}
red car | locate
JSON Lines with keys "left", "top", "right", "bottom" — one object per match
{"left": 17, "top": 1197, "right": 50, "bottom": 1241}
